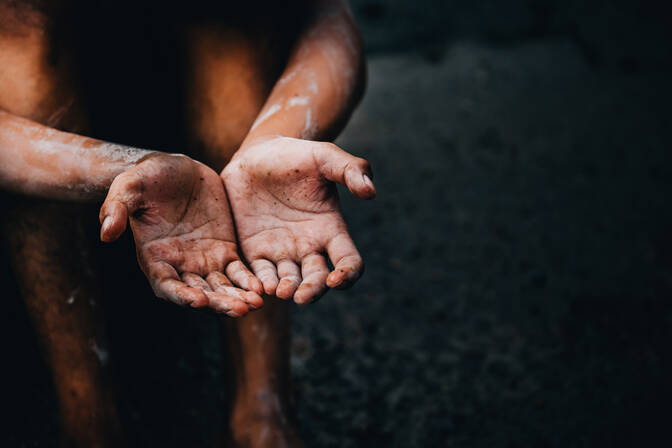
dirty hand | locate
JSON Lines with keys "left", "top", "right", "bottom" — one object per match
{"left": 222, "top": 136, "right": 376, "bottom": 305}
{"left": 99, "top": 153, "right": 263, "bottom": 316}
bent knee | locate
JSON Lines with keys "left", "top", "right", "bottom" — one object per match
{"left": 0, "top": 2, "right": 84, "bottom": 128}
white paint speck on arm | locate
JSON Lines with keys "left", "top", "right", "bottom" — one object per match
{"left": 250, "top": 103, "right": 282, "bottom": 131}
{"left": 301, "top": 108, "right": 317, "bottom": 139}
{"left": 287, "top": 96, "right": 310, "bottom": 108}
{"left": 307, "top": 71, "right": 319, "bottom": 95}
{"left": 277, "top": 64, "right": 302, "bottom": 87}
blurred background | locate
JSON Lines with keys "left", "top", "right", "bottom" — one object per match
{"left": 3, "top": 0, "right": 672, "bottom": 446}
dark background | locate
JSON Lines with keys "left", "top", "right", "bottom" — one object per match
{"left": 3, "top": 0, "right": 672, "bottom": 446}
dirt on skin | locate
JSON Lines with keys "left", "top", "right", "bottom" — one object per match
{"left": 3, "top": 4, "right": 672, "bottom": 447}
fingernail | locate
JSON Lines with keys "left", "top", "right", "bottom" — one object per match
{"left": 362, "top": 174, "right": 374, "bottom": 190}
{"left": 326, "top": 273, "right": 340, "bottom": 287}
{"left": 101, "top": 216, "right": 112, "bottom": 235}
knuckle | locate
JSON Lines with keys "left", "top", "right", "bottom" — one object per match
{"left": 322, "top": 141, "right": 339, "bottom": 152}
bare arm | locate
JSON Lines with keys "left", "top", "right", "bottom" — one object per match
{"left": 222, "top": 0, "right": 376, "bottom": 304}
{"left": 243, "top": 0, "right": 365, "bottom": 144}
{"left": 0, "top": 109, "right": 263, "bottom": 314}
{"left": 0, "top": 110, "right": 154, "bottom": 200}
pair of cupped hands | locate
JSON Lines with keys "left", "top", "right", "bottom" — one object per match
{"left": 99, "top": 136, "right": 376, "bottom": 317}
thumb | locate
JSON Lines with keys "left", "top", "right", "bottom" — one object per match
{"left": 314, "top": 143, "right": 376, "bottom": 199}
{"left": 99, "top": 174, "right": 138, "bottom": 242}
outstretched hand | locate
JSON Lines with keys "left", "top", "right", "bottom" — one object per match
{"left": 222, "top": 136, "right": 376, "bottom": 305}
{"left": 100, "top": 153, "right": 263, "bottom": 317}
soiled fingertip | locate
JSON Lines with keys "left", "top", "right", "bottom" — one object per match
{"left": 101, "top": 215, "right": 126, "bottom": 243}
{"left": 243, "top": 291, "right": 264, "bottom": 309}
{"left": 326, "top": 269, "right": 347, "bottom": 288}
{"left": 276, "top": 278, "right": 300, "bottom": 300}
{"left": 360, "top": 174, "right": 377, "bottom": 199}
{"left": 261, "top": 279, "right": 277, "bottom": 296}
{"left": 223, "top": 299, "right": 250, "bottom": 317}
{"left": 189, "top": 297, "right": 209, "bottom": 309}
{"left": 185, "top": 289, "right": 209, "bottom": 309}
{"left": 249, "top": 276, "right": 264, "bottom": 295}
{"left": 100, "top": 216, "right": 113, "bottom": 242}
{"left": 294, "top": 283, "right": 319, "bottom": 305}
{"left": 250, "top": 259, "right": 278, "bottom": 296}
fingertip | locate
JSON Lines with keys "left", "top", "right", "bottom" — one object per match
{"left": 100, "top": 216, "right": 113, "bottom": 242}
{"left": 228, "top": 299, "right": 251, "bottom": 317}
{"left": 326, "top": 267, "right": 361, "bottom": 289}
{"left": 249, "top": 276, "right": 264, "bottom": 295}
{"left": 294, "top": 283, "right": 328, "bottom": 305}
{"left": 326, "top": 269, "right": 351, "bottom": 288}
{"left": 100, "top": 204, "right": 127, "bottom": 242}
{"left": 276, "top": 286, "right": 292, "bottom": 300}
{"left": 293, "top": 284, "right": 314, "bottom": 305}
{"left": 325, "top": 271, "right": 342, "bottom": 288}
{"left": 213, "top": 295, "right": 250, "bottom": 317}
{"left": 243, "top": 291, "right": 264, "bottom": 309}
{"left": 262, "top": 279, "right": 278, "bottom": 296}
{"left": 360, "top": 174, "right": 377, "bottom": 199}
{"left": 250, "top": 260, "right": 279, "bottom": 296}
{"left": 187, "top": 289, "right": 209, "bottom": 308}
{"left": 276, "top": 278, "right": 300, "bottom": 300}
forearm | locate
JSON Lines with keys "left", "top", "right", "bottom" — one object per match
{"left": 243, "top": 0, "right": 365, "bottom": 145}
{"left": 0, "top": 110, "right": 154, "bottom": 201}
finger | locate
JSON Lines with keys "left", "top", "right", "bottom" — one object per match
{"left": 99, "top": 194, "right": 129, "bottom": 242}
{"left": 294, "top": 254, "right": 329, "bottom": 305}
{"left": 155, "top": 278, "right": 209, "bottom": 309}
{"left": 146, "top": 262, "right": 208, "bottom": 308}
{"left": 314, "top": 143, "right": 376, "bottom": 199}
{"left": 250, "top": 259, "right": 279, "bottom": 296}
{"left": 181, "top": 272, "right": 213, "bottom": 291}
{"left": 99, "top": 172, "right": 142, "bottom": 242}
{"left": 226, "top": 260, "right": 264, "bottom": 295}
{"left": 206, "top": 290, "right": 250, "bottom": 317}
{"left": 207, "top": 271, "right": 263, "bottom": 310}
{"left": 326, "top": 232, "right": 364, "bottom": 289}
{"left": 205, "top": 270, "right": 232, "bottom": 287}
{"left": 181, "top": 272, "right": 249, "bottom": 316}
{"left": 275, "top": 259, "right": 302, "bottom": 300}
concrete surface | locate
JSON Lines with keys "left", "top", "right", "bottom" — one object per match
{"left": 292, "top": 39, "right": 672, "bottom": 447}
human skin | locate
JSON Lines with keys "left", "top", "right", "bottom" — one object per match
{"left": 223, "top": 0, "right": 375, "bottom": 305}
{"left": 0, "top": 111, "right": 262, "bottom": 316}
{"left": 0, "top": 10, "right": 127, "bottom": 444}
{"left": 182, "top": 2, "right": 373, "bottom": 446}
{"left": 1, "top": 0, "right": 370, "bottom": 446}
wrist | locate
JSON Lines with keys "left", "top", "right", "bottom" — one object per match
{"left": 238, "top": 133, "right": 282, "bottom": 152}
{"left": 93, "top": 145, "right": 157, "bottom": 192}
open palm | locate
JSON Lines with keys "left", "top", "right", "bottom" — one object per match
{"left": 100, "top": 153, "right": 262, "bottom": 316}
{"left": 222, "top": 137, "right": 376, "bottom": 304}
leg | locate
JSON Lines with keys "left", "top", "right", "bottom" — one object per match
{"left": 4, "top": 202, "right": 123, "bottom": 447}
{"left": 180, "top": 22, "right": 302, "bottom": 447}
{"left": 0, "top": 7, "right": 122, "bottom": 446}
{"left": 223, "top": 299, "right": 301, "bottom": 447}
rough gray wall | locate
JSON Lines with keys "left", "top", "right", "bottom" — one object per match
{"left": 350, "top": 0, "right": 672, "bottom": 70}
